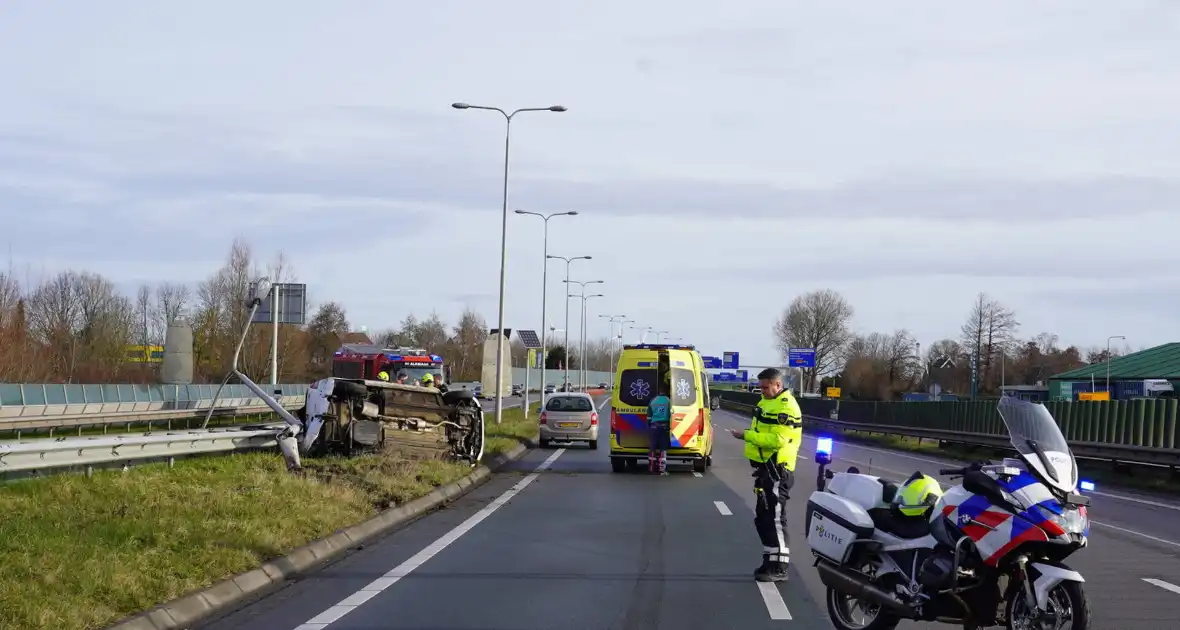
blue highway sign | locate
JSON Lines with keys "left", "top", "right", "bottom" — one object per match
{"left": 788, "top": 348, "right": 816, "bottom": 368}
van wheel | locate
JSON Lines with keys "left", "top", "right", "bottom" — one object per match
{"left": 610, "top": 458, "right": 627, "bottom": 473}
{"left": 588, "top": 439, "right": 598, "bottom": 450}
{"left": 539, "top": 438, "right": 551, "bottom": 448}
{"left": 706, "top": 455, "right": 713, "bottom": 467}
{"left": 692, "top": 458, "right": 708, "bottom": 474}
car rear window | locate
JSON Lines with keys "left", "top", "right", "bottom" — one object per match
{"left": 546, "top": 396, "right": 593, "bottom": 412}
{"left": 618, "top": 369, "right": 656, "bottom": 407}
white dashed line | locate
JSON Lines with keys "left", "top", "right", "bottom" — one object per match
{"left": 291, "top": 448, "right": 567, "bottom": 629}
{"left": 757, "top": 582, "right": 793, "bottom": 620}
{"left": 1143, "top": 578, "right": 1180, "bottom": 596}
{"left": 714, "top": 501, "right": 733, "bottom": 515}
{"left": 693, "top": 471, "right": 703, "bottom": 478}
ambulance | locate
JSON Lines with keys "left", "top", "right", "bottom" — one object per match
{"left": 608, "top": 343, "right": 714, "bottom": 473}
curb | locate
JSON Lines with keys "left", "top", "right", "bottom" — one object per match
{"left": 105, "top": 440, "right": 535, "bottom": 630}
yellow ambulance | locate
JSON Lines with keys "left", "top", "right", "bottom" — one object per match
{"left": 608, "top": 343, "right": 714, "bottom": 473}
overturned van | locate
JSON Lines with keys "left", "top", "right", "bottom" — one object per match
{"left": 609, "top": 343, "right": 715, "bottom": 473}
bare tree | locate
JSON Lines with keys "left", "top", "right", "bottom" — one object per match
{"left": 154, "top": 281, "right": 191, "bottom": 341}
{"left": 960, "top": 293, "right": 1019, "bottom": 392}
{"left": 773, "top": 289, "right": 854, "bottom": 391}
{"left": 306, "top": 301, "right": 350, "bottom": 378}
{"left": 448, "top": 308, "right": 488, "bottom": 381}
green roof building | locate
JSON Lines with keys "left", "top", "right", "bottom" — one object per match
{"left": 1048, "top": 342, "right": 1180, "bottom": 400}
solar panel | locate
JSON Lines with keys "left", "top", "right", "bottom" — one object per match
{"left": 517, "top": 329, "right": 541, "bottom": 349}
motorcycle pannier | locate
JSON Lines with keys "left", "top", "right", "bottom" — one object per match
{"left": 806, "top": 492, "right": 875, "bottom": 564}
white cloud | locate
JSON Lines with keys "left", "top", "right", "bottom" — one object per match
{"left": 2, "top": 0, "right": 1179, "bottom": 367}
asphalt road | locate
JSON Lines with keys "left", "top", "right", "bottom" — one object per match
{"left": 198, "top": 401, "right": 1180, "bottom": 630}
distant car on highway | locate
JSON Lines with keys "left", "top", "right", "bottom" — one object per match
{"left": 597, "top": 382, "right": 608, "bottom": 389}
{"left": 473, "top": 385, "right": 483, "bottom": 398}
{"left": 511, "top": 384, "right": 523, "bottom": 396}
{"left": 538, "top": 392, "right": 598, "bottom": 449}
{"left": 544, "top": 384, "right": 556, "bottom": 394}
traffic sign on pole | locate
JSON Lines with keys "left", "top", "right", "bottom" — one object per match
{"left": 788, "top": 348, "right": 816, "bottom": 368}
{"left": 702, "top": 356, "right": 722, "bottom": 369}
{"left": 722, "top": 351, "right": 740, "bottom": 369}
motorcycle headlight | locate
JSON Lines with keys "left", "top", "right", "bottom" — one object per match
{"left": 1037, "top": 503, "right": 1089, "bottom": 538}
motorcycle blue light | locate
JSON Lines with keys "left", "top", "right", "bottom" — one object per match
{"left": 816, "top": 437, "right": 833, "bottom": 455}
{"left": 1079, "top": 480, "right": 1095, "bottom": 492}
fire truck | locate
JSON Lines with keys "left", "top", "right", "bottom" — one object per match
{"left": 332, "top": 344, "right": 449, "bottom": 385}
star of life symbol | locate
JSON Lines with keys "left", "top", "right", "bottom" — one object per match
{"left": 630, "top": 379, "right": 651, "bottom": 399}
{"left": 675, "top": 378, "right": 692, "bottom": 399}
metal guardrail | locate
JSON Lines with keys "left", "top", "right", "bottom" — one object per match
{"left": 0, "top": 383, "right": 308, "bottom": 431}
{"left": 717, "top": 395, "right": 1180, "bottom": 468}
{"left": 0, "top": 425, "right": 283, "bottom": 480}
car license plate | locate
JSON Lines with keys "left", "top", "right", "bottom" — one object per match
{"left": 557, "top": 422, "right": 579, "bottom": 428}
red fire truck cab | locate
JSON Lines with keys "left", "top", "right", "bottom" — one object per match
{"left": 332, "top": 344, "right": 449, "bottom": 384}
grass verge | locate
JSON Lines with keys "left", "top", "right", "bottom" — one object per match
{"left": 0, "top": 404, "right": 540, "bottom": 630}
{"left": 824, "top": 427, "right": 1180, "bottom": 496}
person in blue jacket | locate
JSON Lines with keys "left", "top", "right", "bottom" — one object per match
{"left": 647, "top": 383, "right": 672, "bottom": 475}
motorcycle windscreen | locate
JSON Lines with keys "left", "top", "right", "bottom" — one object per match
{"left": 997, "top": 396, "right": 1078, "bottom": 494}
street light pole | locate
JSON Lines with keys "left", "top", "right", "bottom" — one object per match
{"left": 1106, "top": 335, "right": 1126, "bottom": 394}
{"left": 549, "top": 255, "right": 591, "bottom": 389}
{"left": 452, "top": 101, "right": 567, "bottom": 424}
{"left": 636, "top": 325, "right": 653, "bottom": 343}
{"left": 567, "top": 290, "right": 604, "bottom": 389}
{"left": 599, "top": 315, "right": 626, "bottom": 388}
{"left": 515, "top": 210, "right": 578, "bottom": 409}
{"left": 564, "top": 278, "right": 604, "bottom": 388}
{"left": 653, "top": 330, "right": 669, "bottom": 343}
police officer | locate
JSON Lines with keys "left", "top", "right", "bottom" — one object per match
{"left": 728, "top": 367, "right": 802, "bottom": 582}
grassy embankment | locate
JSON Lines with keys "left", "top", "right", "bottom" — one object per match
{"left": 0, "top": 403, "right": 541, "bottom": 630}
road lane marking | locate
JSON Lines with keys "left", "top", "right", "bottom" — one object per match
{"left": 291, "top": 448, "right": 567, "bottom": 630}
{"left": 693, "top": 472, "right": 703, "bottom": 478}
{"left": 1091, "top": 521, "right": 1180, "bottom": 548}
{"left": 757, "top": 582, "right": 793, "bottom": 620}
{"left": 1143, "top": 578, "right": 1180, "bottom": 595}
{"left": 809, "top": 446, "right": 1180, "bottom": 550}
{"left": 714, "top": 500, "right": 732, "bottom": 515}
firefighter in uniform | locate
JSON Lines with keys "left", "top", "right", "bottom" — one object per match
{"left": 729, "top": 367, "right": 802, "bottom": 582}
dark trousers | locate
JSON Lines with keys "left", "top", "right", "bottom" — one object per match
{"left": 649, "top": 422, "right": 670, "bottom": 473}
{"left": 752, "top": 462, "right": 794, "bottom": 564}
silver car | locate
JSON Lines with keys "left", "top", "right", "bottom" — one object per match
{"left": 538, "top": 392, "right": 598, "bottom": 449}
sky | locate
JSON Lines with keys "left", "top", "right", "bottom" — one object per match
{"left": 3, "top": 1, "right": 1179, "bottom": 367}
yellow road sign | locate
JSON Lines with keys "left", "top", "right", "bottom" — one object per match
{"left": 826, "top": 387, "right": 841, "bottom": 398}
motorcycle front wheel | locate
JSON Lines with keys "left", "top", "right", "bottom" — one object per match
{"left": 825, "top": 587, "right": 900, "bottom": 630}
{"left": 1005, "top": 580, "right": 1090, "bottom": 630}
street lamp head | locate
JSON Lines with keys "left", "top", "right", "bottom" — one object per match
{"left": 514, "top": 209, "right": 526, "bottom": 214}
{"left": 451, "top": 102, "right": 471, "bottom": 109}
{"left": 565, "top": 211, "right": 579, "bottom": 216}
{"left": 548, "top": 105, "right": 568, "bottom": 112}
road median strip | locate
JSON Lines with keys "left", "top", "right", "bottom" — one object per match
{"left": 0, "top": 404, "right": 541, "bottom": 630}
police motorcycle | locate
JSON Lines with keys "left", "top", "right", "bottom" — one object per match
{"left": 805, "top": 396, "right": 1092, "bottom": 629}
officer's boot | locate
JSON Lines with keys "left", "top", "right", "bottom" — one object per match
{"left": 753, "top": 553, "right": 773, "bottom": 578}
{"left": 755, "top": 556, "right": 789, "bottom": 583}
{"left": 648, "top": 452, "right": 656, "bottom": 474}
{"left": 658, "top": 452, "right": 668, "bottom": 475}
